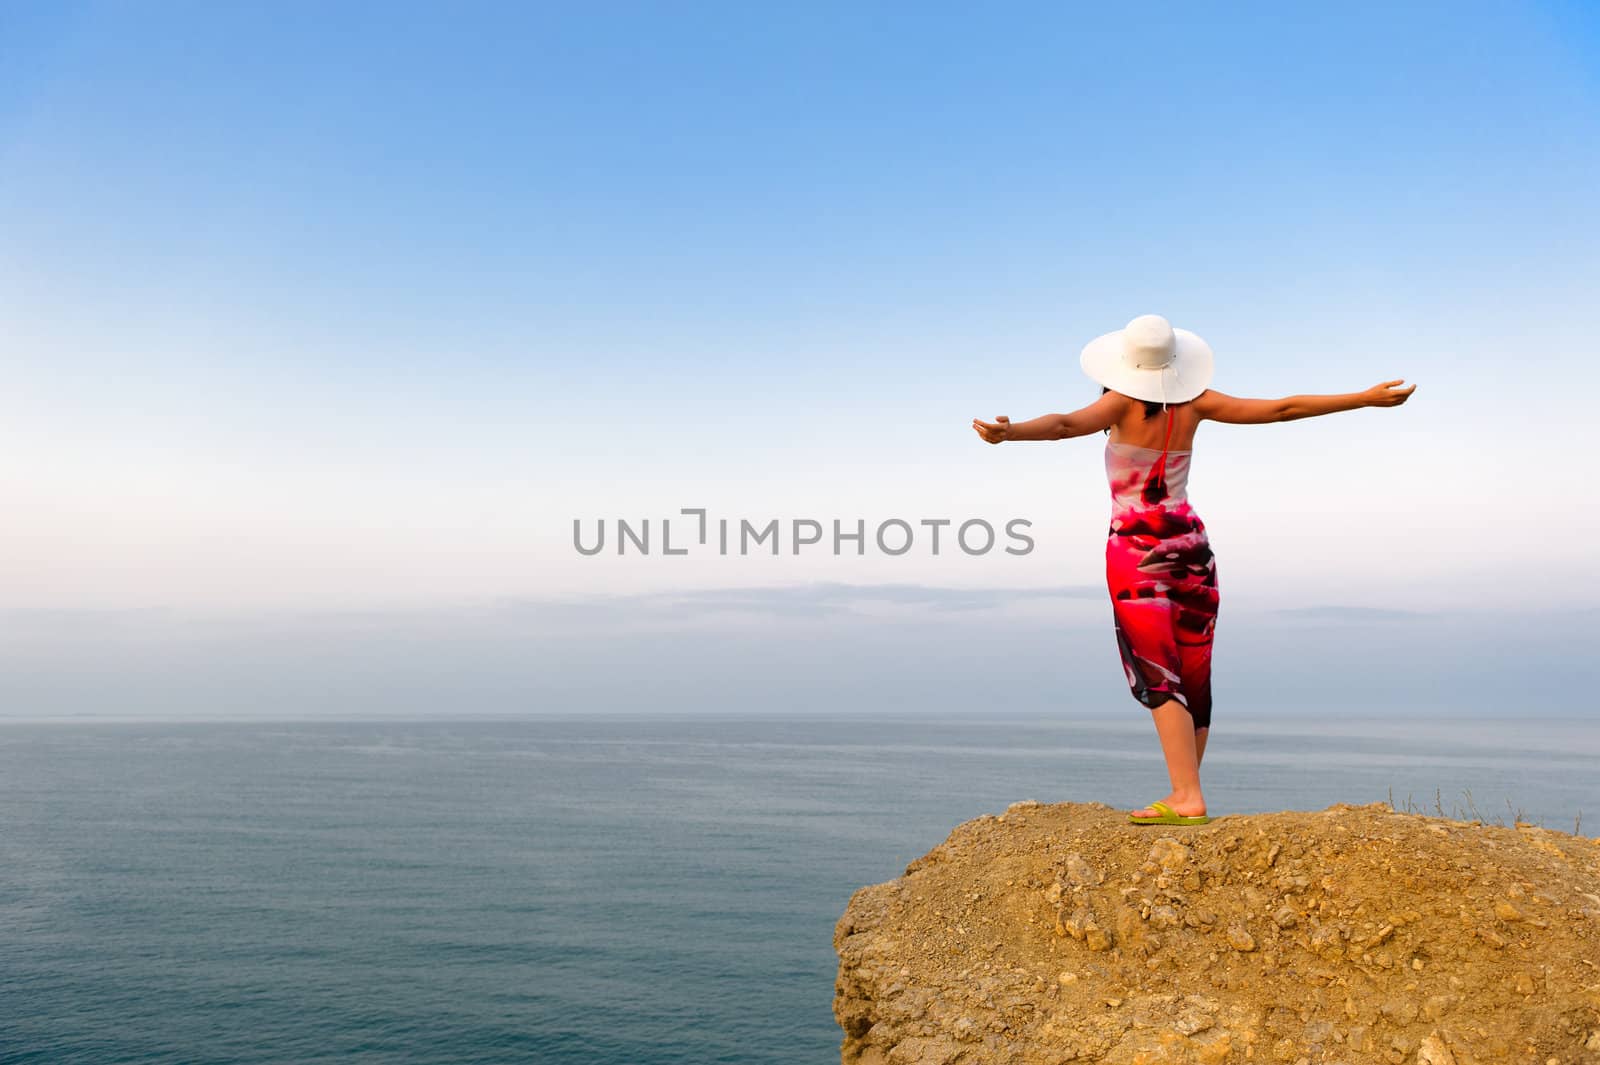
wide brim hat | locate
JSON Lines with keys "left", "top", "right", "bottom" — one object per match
{"left": 1080, "top": 314, "right": 1214, "bottom": 405}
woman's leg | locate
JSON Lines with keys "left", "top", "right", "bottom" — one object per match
{"left": 1195, "top": 726, "right": 1209, "bottom": 767}
{"left": 1129, "top": 698, "right": 1208, "bottom": 818}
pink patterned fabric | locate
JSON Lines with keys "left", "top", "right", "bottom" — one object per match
{"left": 1103, "top": 409, "right": 1219, "bottom": 728}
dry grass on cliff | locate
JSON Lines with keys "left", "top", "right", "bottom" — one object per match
{"left": 834, "top": 801, "right": 1600, "bottom": 1065}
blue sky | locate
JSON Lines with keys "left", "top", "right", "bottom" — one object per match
{"left": 2, "top": 3, "right": 1597, "bottom": 716}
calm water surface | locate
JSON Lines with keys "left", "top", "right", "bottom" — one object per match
{"left": 2, "top": 714, "right": 1594, "bottom": 1064}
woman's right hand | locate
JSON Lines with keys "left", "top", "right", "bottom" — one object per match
{"left": 1363, "top": 379, "right": 1417, "bottom": 407}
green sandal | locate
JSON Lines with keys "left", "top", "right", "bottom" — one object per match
{"left": 1128, "top": 800, "right": 1212, "bottom": 826}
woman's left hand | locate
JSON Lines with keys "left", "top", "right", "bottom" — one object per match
{"left": 972, "top": 415, "right": 1010, "bottom": 444}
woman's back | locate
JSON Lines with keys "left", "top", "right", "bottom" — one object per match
{"left": 1104, "top": 396, "right": 1196, "bottom": 511}
{"left": 1105, "top": 395, "right": 1199, "bottom": 452}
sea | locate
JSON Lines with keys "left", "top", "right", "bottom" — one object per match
{"left": 2, "top": 713, "right": 1595, "bottom": 1064}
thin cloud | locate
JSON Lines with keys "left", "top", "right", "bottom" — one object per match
{"left": 513, "top": 582, "right": 1107, "bottom": 620}
{"left": 653, "top": 582, "right": 1104, "bottom": 614}
{"left": 1271, "top": 606, "right": 1427, "bottom": 621}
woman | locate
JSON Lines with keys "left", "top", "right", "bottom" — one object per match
{"left": 972, "top": 314, "right": 1415, "bottom": 826}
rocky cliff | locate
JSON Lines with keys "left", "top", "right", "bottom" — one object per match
{"left": 834, "top": 801, "right": 1600, "bottom": 1065}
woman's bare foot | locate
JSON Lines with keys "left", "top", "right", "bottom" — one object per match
{"left": 1131, "top": 792, "right": 1207, "bottom": 819}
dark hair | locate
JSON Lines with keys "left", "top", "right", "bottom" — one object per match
{"left": 1101, "top": 386, "right": 1166, "bottom": 433}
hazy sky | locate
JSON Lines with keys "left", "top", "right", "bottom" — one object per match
{"left": 2, "top": 3, "right": 1596, "bottom": 717}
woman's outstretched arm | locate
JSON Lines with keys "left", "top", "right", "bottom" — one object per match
{"left": 1193, "top": 379, "right": 1416, "bottom": 424}
{"left": 973, "top": 390, "right": 1126, "bottom": 443}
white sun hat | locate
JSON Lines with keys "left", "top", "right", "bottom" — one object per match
{"left": 1079, "top": 314, "right": 1214, "bottom": 406}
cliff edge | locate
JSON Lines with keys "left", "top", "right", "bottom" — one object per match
{"left": 834, "top": 801, "right": 1600, "bottom": 1065}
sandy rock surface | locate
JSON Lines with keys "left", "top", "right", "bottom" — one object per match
{"left": 834, "top": 801, "right": 1600, "bottom": 1064}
